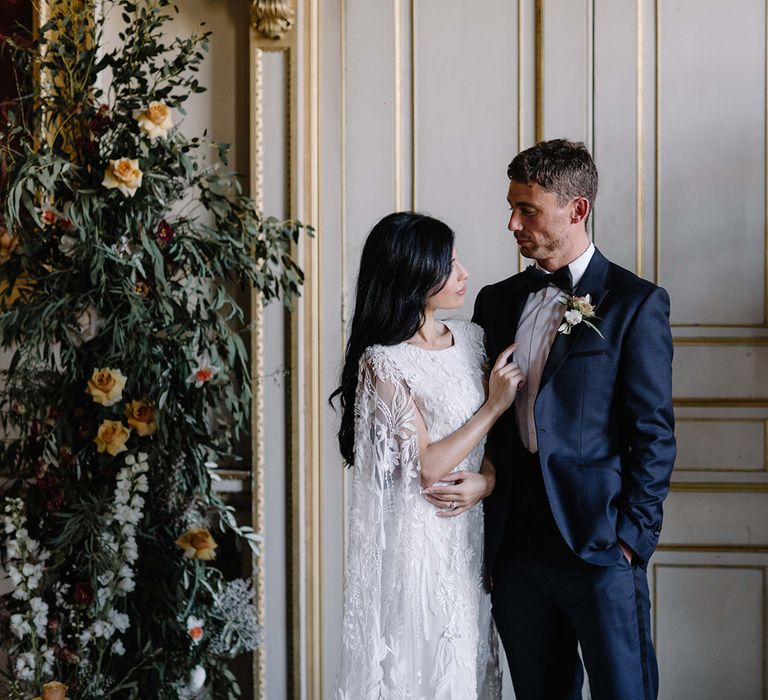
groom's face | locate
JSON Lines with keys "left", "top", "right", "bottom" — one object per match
{"left": 507, "top": 180, "right": 574, "bottom": 262}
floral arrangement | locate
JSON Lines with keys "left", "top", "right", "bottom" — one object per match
{"left": 0, "top": 1, "right": 310, "bottom": 698}
{"left": 557, "top": 293, "right": 603, "bottom": 337}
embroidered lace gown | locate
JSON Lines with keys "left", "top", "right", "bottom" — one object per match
{"left": 336, "top": 320, "right": 502, "bottom": 700}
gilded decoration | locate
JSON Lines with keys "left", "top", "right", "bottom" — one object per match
{"left": 251, "top": 0, "right": 295, "bottom": 40}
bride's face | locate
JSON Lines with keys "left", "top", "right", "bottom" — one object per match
{"left": 426, "top": 248, "right": 470, "bottom": 311}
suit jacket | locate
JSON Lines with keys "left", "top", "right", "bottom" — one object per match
{"left": 473, "top": 248, "right": 676, "bottom": 573}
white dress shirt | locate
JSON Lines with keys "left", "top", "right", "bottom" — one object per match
{"left": 514, "top": 243, "right": 595, "bottom": 453}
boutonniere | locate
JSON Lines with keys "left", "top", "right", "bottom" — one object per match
{"left": 557, "top": 293, "right": 604, "bottom": 338}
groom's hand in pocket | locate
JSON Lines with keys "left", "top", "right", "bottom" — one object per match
{"left": 422, "top": 471, "right": 491, "bottom": 517}
{"left": 618, "top": 539, "right": 635, "bottom": 564}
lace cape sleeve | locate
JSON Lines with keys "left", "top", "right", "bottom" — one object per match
{"left": 336, "top": 347, "right": 420, "bottom": 698}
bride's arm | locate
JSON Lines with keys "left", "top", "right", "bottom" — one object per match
{"left": 422, "top": 451, "right": 496, "bottom": 516}
{"left": 416, "top": 345, "right": 522, "bottom": 488}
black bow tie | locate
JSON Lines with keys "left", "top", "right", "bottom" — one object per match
{"left": 526, "top": 265, "right": 573, "bottom": 295}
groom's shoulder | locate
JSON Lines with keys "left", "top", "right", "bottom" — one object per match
{"left": 603, "top": 256, "right": 665, "bottom": 301}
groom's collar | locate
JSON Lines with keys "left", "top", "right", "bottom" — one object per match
{"left": 533, "top": 242, "right": 595, "bottom": 289}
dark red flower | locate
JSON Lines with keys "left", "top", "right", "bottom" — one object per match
{"left": 134, "top": 280, "right": 151, "bottom": 298}
{"left": 73, "top": 581, "right": 93, "bottom": 606}
{"left": 35, "top": 459, "right": 48, "bottom": 480}
{"left": 56, "top": 645, "right": 79, "bottom": 663}
{"left": 156, "top": 219, "right": 175, "bottom": 246}
{"left": 74, "top": 135, "right": 98, "bottom": 159}
{"left": 47, "top": 406, "right": 62, "bottom": 421}
{"left": 45, "top": 492, "right": 64, "bottom": 513}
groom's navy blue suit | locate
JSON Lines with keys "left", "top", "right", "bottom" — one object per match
{"left": 473, "top": 248, "right": 676, "bottom": 700}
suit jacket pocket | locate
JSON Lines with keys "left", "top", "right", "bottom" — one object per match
{"left": 567, "top": 348, "right": 608, "bottom": 359}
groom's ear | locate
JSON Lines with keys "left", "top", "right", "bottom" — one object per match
{"left": 570, "top": 197, "right": 590, "bottom": 224}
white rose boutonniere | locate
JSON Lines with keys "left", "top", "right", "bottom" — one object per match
{"left": 557, "top": 293, "right": 604, "bottom": 338}
{"left": 136, "top": 101, "right": 173, "bottom": 140}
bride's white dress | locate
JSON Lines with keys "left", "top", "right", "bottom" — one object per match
{"left": 336, "top": 319, "right": 502, "bottom": 700}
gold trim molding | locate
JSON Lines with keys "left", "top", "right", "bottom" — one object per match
{"left": 300, "top": 0, "right": 323, "bottom": 695}
{"left": 670, "top": 482, "right": 768, "bottom": 493}
{"left": 657, "top": 544, "right": 768, "bottom": 553}
{"left": 674, "top": 398, "right": 768, "bottom": 408}
{"left": 249, "top": 39, "right": 267, "bottom": 700}
{"left": 251, "top": 0, "right": 295, "bottom": 42}
{"left": 673, "top": 337, "right": 768, "bottom": 346}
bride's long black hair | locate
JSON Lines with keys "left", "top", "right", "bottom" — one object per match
{"left": 330, "top": 211, "right": 455, "bottom": 466}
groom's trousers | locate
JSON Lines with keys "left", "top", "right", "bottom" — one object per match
{"left": 491, "top": 450, "right": 658, "bottom": 700}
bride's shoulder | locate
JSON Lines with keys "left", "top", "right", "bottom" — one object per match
{"left": 445, "top": 319, "right": 486, "bottom": 346}
{"left": 360, "top": 344, "right": 406, "bottom": 381}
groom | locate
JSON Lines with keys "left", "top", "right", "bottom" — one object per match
{"left": 472, "top": 139, "right": 676, "bottom": 700}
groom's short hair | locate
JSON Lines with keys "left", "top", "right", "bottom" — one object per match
{"left": 508, "top": 139, "right": 598, "bottom": 212}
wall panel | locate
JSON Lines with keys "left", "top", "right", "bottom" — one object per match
{"left": 652, "top": 558, "right": 767, "bottom": 700}
{"left": 657, "top": 0, "right": 766, "bottom": 326}
{"left": 416, "top": 0, "right": 520, "bottom": 289}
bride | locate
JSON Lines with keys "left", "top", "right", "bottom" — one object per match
{"left": 332, "top": 212, "right": 523, "bottom": 699}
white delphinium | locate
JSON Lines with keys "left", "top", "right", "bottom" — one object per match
{"left": 15, "top": 651, "right": 36, "bottom": 681}
{"left": 10, "top": 613, "right": 32, "bottom": 639}
{"left": 80, "top": 452, "right": 150, "bottom": 653}
{"left": 41, "top": 645, "right": 56, "bottom": 676}
{"left": 54, "top": 581, "right": 71, "bottom": 608}
{"left": 29, "top": 597, "right": 49, "bottom": 638}
{"left": 2, "top": 498, "right": 55, "bottom": 685}
{"left": 3, "top": 499, "right": 50, "bottom": 603}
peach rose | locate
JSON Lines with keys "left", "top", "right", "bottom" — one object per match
{"left": 0, "top": 230, "right": 20, "bottom": 264}
{"left": 136, "top": 101, "right": 173, "bottom": 140}
{"left": 33, "top": 680, "right": 69, "bottom": 700}
{"left": 175, "top": 527, "right": 218, "bottom": 561}
{"left": 86, "top": 368, "right": 127, "bottom": 406}
{"left": 125, "top": 400, "right": 157, "bottom": 436}
{"left": 102, "top": 157, "right": 143, "bottom": 197}
{"left": 94, "top": 420, "right": 131, "bottom": 456}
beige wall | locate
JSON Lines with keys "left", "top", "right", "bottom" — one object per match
{"left": 302, "top": 1, "right": 768, "bottom": 699}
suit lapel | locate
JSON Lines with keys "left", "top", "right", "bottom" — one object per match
{"left": 538, "top": 248, "right": 610, "bottom": 392}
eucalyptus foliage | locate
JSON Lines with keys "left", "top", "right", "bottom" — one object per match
{"left": 0, "top": 1, "right": 310, "bottom": 697}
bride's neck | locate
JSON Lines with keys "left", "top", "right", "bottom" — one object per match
{"left": 409, "top": 309, "right": 446, "bottom": 347}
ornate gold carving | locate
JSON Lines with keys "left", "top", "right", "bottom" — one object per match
{"left": 251, "top": 0, "right": 295, "bottom": 41}
{"left": 249, "top": 42, "right": 267, "bottom": 700}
